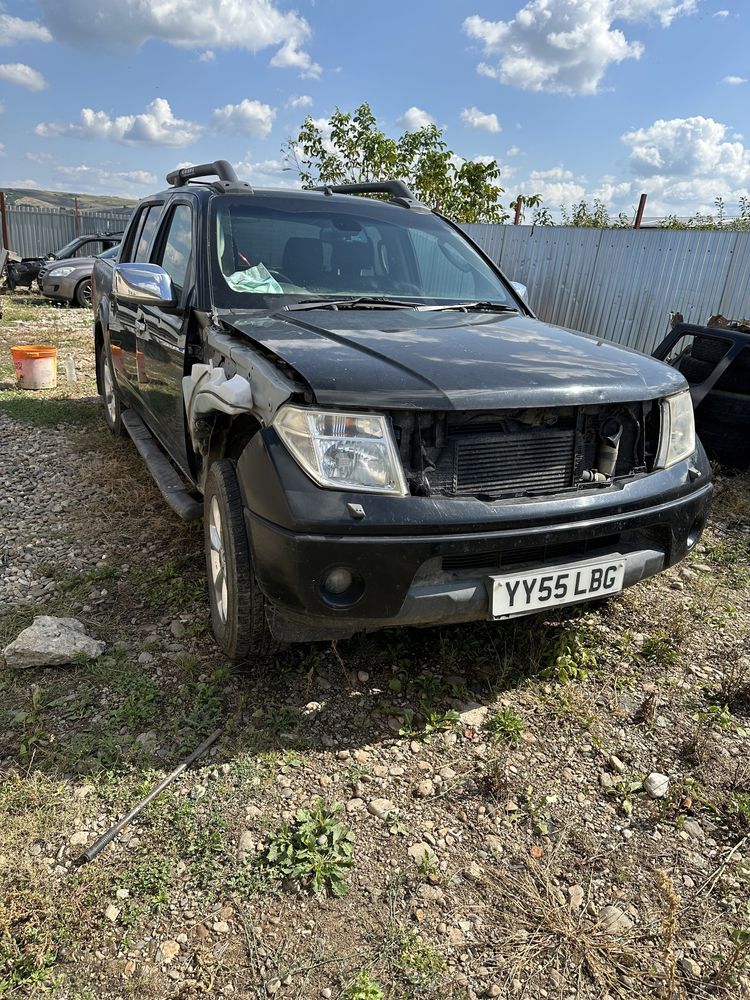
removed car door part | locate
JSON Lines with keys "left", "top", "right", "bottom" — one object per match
{"left": 74, "top": 729, "right": 221, "bottom": 866}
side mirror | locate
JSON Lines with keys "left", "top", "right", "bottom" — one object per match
{"left": 113, "top": 263, "right": 176, "bottom": 307}
{"left": 510, "top": 280, "right": 529, "bottom": 304}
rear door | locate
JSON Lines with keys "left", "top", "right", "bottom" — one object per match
{"left": 136, "top": 200, "right": 194, "bottom": 469}
{"left": 109, "top": 202, "right": 164, "bottom": 393}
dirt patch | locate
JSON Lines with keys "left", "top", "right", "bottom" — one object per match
{"left": 1, "top": 296, "right": 749, "bottom": 999}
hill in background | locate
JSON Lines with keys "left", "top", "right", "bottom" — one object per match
{"left": 1, "top": 187, "right": 137, "bottom": 212}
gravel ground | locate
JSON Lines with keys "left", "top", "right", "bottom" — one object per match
{"left": 1, "top": 294, "right": 750, "bottom": 1000}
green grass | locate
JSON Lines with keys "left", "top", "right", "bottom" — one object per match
{"left": 0, "top": 393, "right": 101, "bottom": 428}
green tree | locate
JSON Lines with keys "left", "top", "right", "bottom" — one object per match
{"left": 560, "top": 198, "right": 631, "bottom": 228}
{"left": 284, "top": 102, "right": 510, "bottom": 224}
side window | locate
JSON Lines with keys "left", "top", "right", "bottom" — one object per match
{"left": 134, "top": 207, "right": 163, "bottom": 262}
{"left": 154, "top": 204, "right": 192, "bottom": 291}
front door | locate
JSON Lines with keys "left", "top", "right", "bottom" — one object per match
{"left": 109, "top": 202, "right": 163, "bottom": 393}
{"left": 136, "top": 202, "right": 194, "bottom": 472}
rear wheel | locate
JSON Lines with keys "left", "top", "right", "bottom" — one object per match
{"left": 98, "top": 344, "right": 126, "bottom": 437}
{"left": 75, "top": 277, "right": 92, "bottom": 308}
{"left": 203, "top": 459, "right": 275, "bottom": 666}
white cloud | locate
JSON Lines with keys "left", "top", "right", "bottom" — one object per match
{"left": 212, "top": 99, "right": 276, "bottom": 137}
{"left": 269, "top": 39, "right": 321, "bottom": 78}
{"left": 399, "top": 106, "right": 434, "bottom": 130}
{"left": 0, "top": 63, "right": 47, "bottom": 91}
{"left": 55, "top": 164, "right": 158, "bottom": 192}
{"left": 722, "top": 75, "right": 747, "bottom": 85}
{"left": 515, "top": 166, "right": 587, "bottom": 207}
{"left": 37, "top": 0, "right": 319, "bottom": 76}
{"left": 0, "top": 143, "right": 4, "bottom": 156}
{"left": 460, "top": 106, "right": 501, "bottom": 133}
{"left": 198, "top": 50, "right": 215, "bottom": 62}
{"left": 464, "top": 0, "right": 696, "bottom": 96}
{"left": 287, "top": 94, "right": 313, "bottom": 109}
{"left": 713, "top": 9, "right": 730, "bottom": 16}
{"left": 0, "top": 13, "right": 51, "bottom": 45}
{"left": 234, "top": 156, "right": 300, "bottom": 188}
{"left": 506, "top": 145, "right": 522, "bottom": 156}
{"left": 35, "top": 98, "right": 201, "bottom": 146}
{"left": 622, "top": 116, "right": 750, "bottom": 183}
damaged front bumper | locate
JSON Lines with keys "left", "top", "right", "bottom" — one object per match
{"left": 237, "top": 430, "right": 713, "bottom": 642}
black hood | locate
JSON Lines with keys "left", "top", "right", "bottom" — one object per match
{"left": 222, "top": 308, "right": 685, "bottom": 410}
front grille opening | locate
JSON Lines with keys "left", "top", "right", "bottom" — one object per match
{"left": 392, "top": 404, "right": 656, "bottom": 502}
{"left": 442, "top": 533, "right": 622, "bottom": 573}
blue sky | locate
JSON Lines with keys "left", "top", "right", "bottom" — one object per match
{"left": 0, "top": 0, "right": 748, "bottom": 218}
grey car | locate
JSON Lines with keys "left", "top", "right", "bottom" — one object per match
{"left": 40, "top": 244, "right": 120, "bottom": 307}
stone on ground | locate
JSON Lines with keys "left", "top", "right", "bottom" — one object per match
{"left": 2, "top": 616, "right": 105, "bottom": 669}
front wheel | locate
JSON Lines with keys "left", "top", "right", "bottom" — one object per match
{"left": 203, "top": 459, "right": 275, "bottom": 666}
{"left": 75, "top": 277, "right": 92, "bottom": 308}
{"left": 98, "top": 344, "right": 127, "bottom": 437}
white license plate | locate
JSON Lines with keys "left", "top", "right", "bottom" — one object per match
{"left": 490, "top": 557, "right": 626, "bottom": 618}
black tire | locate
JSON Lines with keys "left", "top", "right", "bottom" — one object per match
{"left": 97, "top": 344, "right": 127, "bottom": 437}
{"left": 75, "top": 277, "right": 92, "bottom": 308}
{"left": 203, "top": 459, "right": 275, "bottom": 666}
{"left": 679, "top": 356, "right": 750, "bottom": 393}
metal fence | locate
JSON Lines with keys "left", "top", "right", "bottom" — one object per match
{"left": 1, "top": 202, "right": 133, "bottom": 258}
{"left": 464, "top": 224, "right": 750, "bottom": 356}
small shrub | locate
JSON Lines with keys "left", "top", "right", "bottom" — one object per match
{"left": 341, "top": 970, "right": 384, "bottom": 1000}
{"left": 395, "top": 930, "right": 447, "bottom": 989}
{"left": 543, "top": 627, "right": 596, "bottom": 683}
{"left": 485, "top": 706, "right": 525, "bottom": 744}
{"left": 260, "top": 800, "right": 354, "bottom": 897}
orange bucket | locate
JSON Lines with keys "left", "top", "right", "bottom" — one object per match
{"left": 10, "top": 344, "right": 58, "bottom": 390}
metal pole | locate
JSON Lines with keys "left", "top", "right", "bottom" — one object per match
{"left": 0, "top": 191, "right": 9, "bottom": 250}
{"left": 513, "top": 197, "right": 523, "bottom": 226}
{"left": 634, "top": 193, "right": 647, "bottom": 229}
{"left": 74, "top": 728, "right": 222, "bottom": 865}
{"left": 74, "top": 196, "right": 81, "bottom": 236}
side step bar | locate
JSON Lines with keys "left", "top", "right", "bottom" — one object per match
{"left": 121, "top": 410, "right": 202, "bottom": 521}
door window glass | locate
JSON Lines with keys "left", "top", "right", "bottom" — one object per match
{"left": 133, "top": 206, "right": 163, "bottom": 262}
{"left": 155, "top": 205, "right": 193, "bottom": 291}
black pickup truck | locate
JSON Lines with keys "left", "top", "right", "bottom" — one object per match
{"left": 92, "top": 159, "right": 712, "bottom": 663}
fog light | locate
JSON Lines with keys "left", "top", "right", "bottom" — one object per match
{"left": 324, "top": 567, "right": 354, "bottom": 595}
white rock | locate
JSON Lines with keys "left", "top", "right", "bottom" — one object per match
{"left": 2, "top": 616, "right": 105, "bottom": 669}
{"left": 159, "top": 940, "right": 180, "bottom": 964}
{"left": 458, "top": 702, "right": 489, "bottom": 728}
{"left": 598, "top": 905, "right": 633, "bottom": 935}
{"left": 682, "top": 819, "right": 705, "bottom": 841}
{"left": 367, "top": 798, "right": 396, "bottom": 820}
{"left": 105, "top": 904, "right": 120, "bottom": 923}
{"left": 69, "top": 831, "right": 90, "bottom": 846}
{"left": 408, "top": 842, "right": 437, "bottom": 865}
{"left": 644, "top": 773, "right": 670, "bottom": 799}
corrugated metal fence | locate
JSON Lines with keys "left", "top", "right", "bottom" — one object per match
{"left": 2, "top": 203, "right": 133, "bottom": 258}
{"left": 464, "top": 224, "right": 750, "bottom": 355}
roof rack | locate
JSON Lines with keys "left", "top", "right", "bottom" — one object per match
{"left": 314, "top": 180, "right": 427, "bottom": 209}
{"left": 165, "top": 160, "right": 252, "bottom": 193}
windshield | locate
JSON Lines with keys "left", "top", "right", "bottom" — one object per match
{"left": 210, "top": 195, "right": 517, "bottom": 310}
{"left": 54, "top": 238, "right": 85, "bottom": 259}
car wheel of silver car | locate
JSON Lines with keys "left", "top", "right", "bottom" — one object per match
{"left": 75, "top": 277, "right": 92, "bottom": 308}
{"left": 98, "top": 345, "right": 126, "bottom": 437}
{"left": 203, "top": 459, "right": 276, "bottom": 667}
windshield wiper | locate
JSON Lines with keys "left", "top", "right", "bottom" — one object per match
{"left": 416, "top": 301, "right": 519, "bottom": 313}
{"left": 283, "top": 296, "right": 421, "bottom": 312}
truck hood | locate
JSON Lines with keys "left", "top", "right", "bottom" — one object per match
{"left": 221, "top": 308, "right": 686, "bottom": 410}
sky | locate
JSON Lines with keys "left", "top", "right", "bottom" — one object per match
{"left": 0, "top": 0, "right": 748, "bottom": 219}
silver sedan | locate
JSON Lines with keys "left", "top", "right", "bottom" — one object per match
{"left": 40, "top": 245, "right": 119, "bottom": 308}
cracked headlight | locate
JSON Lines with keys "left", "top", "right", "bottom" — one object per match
{"left": 274, "top": 405, "right": 408, "bottom": 495}
{"left": 48, "top": 266, "right": 76, "bottom": 278}
{"left": 656, "top": 389, "right": 696, "bottom": 468}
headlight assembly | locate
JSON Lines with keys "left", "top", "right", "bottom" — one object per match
{"left": 656, "top": 389, "right": 696, "bottom": 468}
{"left": 48, "top": 266, "right": 76, "bottom": 278}
{"left": 273, "top": 405, "right": 408, "bottom": 495}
